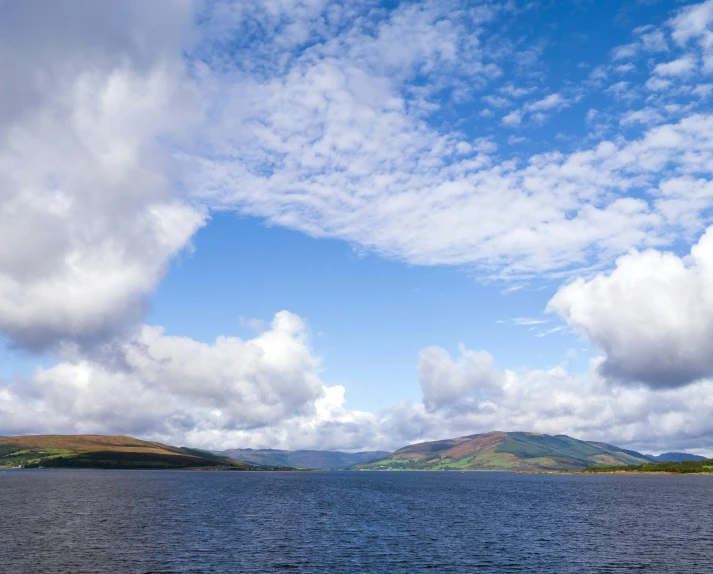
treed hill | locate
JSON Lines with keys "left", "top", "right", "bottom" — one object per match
{"left": 219, "top": 448, "right": 389, "bottom": 469}
{"left": 584, "top": 458, "right": 713, "bottom": 473}
{"left": 0, "top": 435, "right": 262, "bottom": 470}
{"left": 352, "top": 431, "right": 654, "bottom": 472}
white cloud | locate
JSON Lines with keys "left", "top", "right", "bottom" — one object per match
{"left": 669, "top": 0, "right": 713, "bottom": 46}
{"left": 418, "top": 345, "right": 501, "bottom": 412}
{"left": 606, "top": 81, "right": 634, "bottom": 99}
{"left": 482, "top": 95, "right": 511, "bottom": 108}
{"left": 615, "top": 63, "right": 635, "bottom": 74}
{"left": 611, "top": 30, "right": 667, "bottom": 64}
{"left": 525, "top": 93, "right": 569, "bottom": 112}
{"left": 499, "top": 85, "right": 536, "bottom": 98}
{"left": 612, "top": 43, "right": 638, "bottom": 61}
{"left": 589, "top": 66, "right": 608, "bottom": 80}
{"left": 6, "top": 0, "right": 713, "bottom": 348}
{"left": 0, "top": 311, "right": 324, "bottom": 439}
{"left": 501, "top": 110, "right": 523, "bottom": 126}
{"left": 191, "top": 3, "right": 713, "bottom": 280}
{"left": 4, "top": 1, "right": 713, "bottom": 355}
{"left": 513, "top": 317, "right": 548, "bottom": 326}
{"left": 548, "top": 226, "right": 713, "bottom": 388}
{"left": 619, "top": 107, "right": 664, "bottom": 127}
{"left": 693, "top": 83, "right": 713, "bottom": 97}
{"left": 0, "top": 1, "right": 205, "bottom": 349}
{"left": 188, "top": 383, "right": 388, "bottom": 452}
{"left": 4, "top": 309, "right": 713, "bottom": 456}
{"left": 668, "top": 0, "right": 713, "bottom": 75}
{"left": 639, "top": 29, "right": 669, "bottom": 53}
{"left": 193, "top": 85, "right": 713, "bottom": 278}
{"left": 653, "top": 55, "right": 697, "bottom": 76}
{"left": 413, "top": 347, "right": 713, "bottom": 456}
{"left": 645, "top": 76, "right": 672, "bottom": 91}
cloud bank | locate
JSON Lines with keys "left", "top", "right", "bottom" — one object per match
{"left": 0, "top": 1, "right": 204, "bottom": 349}
{"left": 3, "top": 317, "right": 713, "bottom": 456}
{"left": 0, "top": 312, "right": 322, "bottom": 438}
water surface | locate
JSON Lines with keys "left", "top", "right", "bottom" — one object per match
{"left": 1, "top": 470, "right": 711, "bottom": 573}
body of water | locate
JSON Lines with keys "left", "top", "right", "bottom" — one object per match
{"left": 1, "top": 469, "right": 711, "bottom": 573}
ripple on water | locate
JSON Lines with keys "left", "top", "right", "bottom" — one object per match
{"left": 1, "top": 470, "right": 712, "bottom": 573}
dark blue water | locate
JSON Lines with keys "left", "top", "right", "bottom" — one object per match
{"left": 1, "top": 470, "right": 712, "bottom": 573}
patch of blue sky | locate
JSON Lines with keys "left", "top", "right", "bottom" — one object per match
{"left": 0, "top": 338, "right": 45, "bottom": 380}
{"left": 148, "top": 214, "right": 589, "bottom": 411}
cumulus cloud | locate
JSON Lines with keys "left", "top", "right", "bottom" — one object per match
{"left": 612, "top": 43, "right": 638, "bottom": 61}
{"left": 412, "top": 347, "right": 713, "bottom": 456}
{"left": 501, "top": 110, "right": 523, "bottom": 127}
{"left": 619, "top": 107, "right": 664, "bottom": 127}
{"left": 189, "top": 384, "right": 388, "bottom": 452}
{"left": 669, "top": 0, "right": 713, "bottom": 46}
{"left": 0, "top": 1, "right": 205, "bottom": 349}
{"left": 0, "top": 311, "right": 323, "bottom": 439}
{"left": 669, "top": 0, "right": 713, "bottom": 73}
{"left": 526, "top": 93, "right": 568, "bottom": 112}
{"left": 418, "top": 346, "right": 501, "bottom": 412}
{"left": 638, "top": 29, "right": 668, "bottom": 53}
{"left": 0, "top": 310, "right": 402, "bottom": 452}
{"left": 653, "top": 55, "right": 697, "bottom": 76}
{"left": 3, "top": 310, "right": 713, "bottom": 456}
{"left": 548, "top": 226, "right": 713, "bottom": 388}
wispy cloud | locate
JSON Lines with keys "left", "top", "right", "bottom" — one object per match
{"left": 513, "top": 317, "right": 548, "bottom": 326}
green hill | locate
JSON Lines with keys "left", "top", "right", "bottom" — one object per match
{"left": 0, "top": 435, "right": 266, "bottom": 470}
{"left": 352, "top": 431, "right": 654, "bottom": 472}
{"left": 219, "top": 448, "right": 388, "bottom": 469}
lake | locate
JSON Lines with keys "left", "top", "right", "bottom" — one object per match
{"left": 1, "top": 470, "right": 711, "bottom": 573}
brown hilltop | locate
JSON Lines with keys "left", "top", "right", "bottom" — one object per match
{"left": 0, "top": 434, "right": 256, "bottom": 470}
{"left": 0, "top": 434, "right": 185, "bottom": 455}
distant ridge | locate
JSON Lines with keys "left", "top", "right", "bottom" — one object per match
{"left": 0, "top": 435, "right": 262, "bottom": 470}
{"left": 648, "top": 452, "right": 707, "bottom": 462}
{"left": 352, "top": 431, "right": 654, "bottom": 472}
{"left": 219, "top": 448, "right": 389, "bottom": 469}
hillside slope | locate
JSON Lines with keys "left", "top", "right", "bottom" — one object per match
{"left": 0, "top": 435, "right": 258, "bottom": 470}
{"left": 352, "top": 431, "right": 653, "bottom": 471}
{"left": 220, "top": 448, "right": 389, "bottom": 469}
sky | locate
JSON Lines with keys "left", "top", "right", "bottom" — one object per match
{"left": 2, "top": 0, "right": 713, "bottom": 456}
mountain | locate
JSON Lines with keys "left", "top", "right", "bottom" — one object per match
{"left": 352, "top": 431, "right": 654, "bottom": 472}
{"left": 648, "top": 452, "right": 708, "bottom": 462}
{"left": 0, "top": 435, "right": 263, "bottom": 470}
{"left": 220, "top": 448, "right": 389, "bottom": 469}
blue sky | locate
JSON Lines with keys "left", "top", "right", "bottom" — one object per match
{"left": 2, "top": 0, "right": 713, "bottom": 455}
{"left": 148, "top": 213, "right": 584, "bottom": 410}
